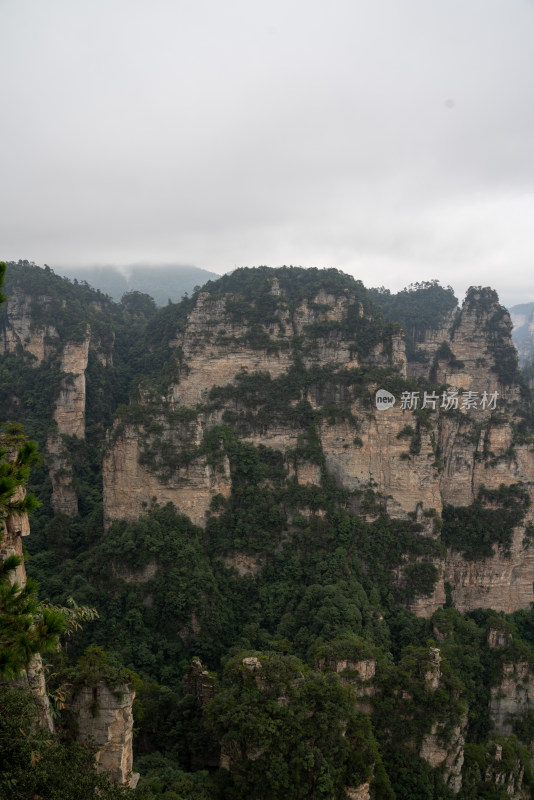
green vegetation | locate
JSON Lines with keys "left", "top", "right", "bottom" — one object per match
{"left": 4, "top": 262, "right": 534, "bottom": 798}
{"left": 206, "top": 651, "right": 381, "bottom": 799}
{"left": 369, "top": 280, "right": 458, "bottom": 359}
{"left": 442, "top": 484, "right": 530, "bottom": 559}
{"left": 0, "top": 684, "right": 132, "bottom": 800}
{"left": 0, "top": 263, "right": 137, "bottom": 799}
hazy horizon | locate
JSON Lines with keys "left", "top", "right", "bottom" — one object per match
{"left": 2, "top": 1, "right": 534, "bottom": 311}
{"left": 6, "top": 257, "right": 530, "bottom": 311}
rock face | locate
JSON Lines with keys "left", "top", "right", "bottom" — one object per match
{"left": 47, "top": 332, "right": 91, "bottom": 515}
{"left": 0, "top": 288, "right": 57, "bottom": 364}
{"left": 66, "top": 682, "right": 139, "bottom": 787}
{"left": 490, "top": 661, "right": 534, "bottom": 737}
{"left": 483, "top": 743, "right": 530, "bottom": 800}
{"left": 417, "top": 648, "right": 465, "bottom": 793}
{"left": 0, "top": 277, "right": 117, "bottom": 516}
{"left": 419, "top": 721, "right": 465, "bottom": 793}
{"left": 101, "top": 281, "right": 534, "bottom": 617}
{"left": 317, "top": 656, "right": 377, "bottom": 714}
{"left": 5, "top": 270, "right": 534, "bottom": 619}
{"left": 103, "top": 424, "right": 232, "bottom": 528}
{"left": 445, "top": 525, "right": 534, "bottom": 614}
{"left": 53, "top": 336, "right": 90, "bottom": 438}
{"left": 0, "top": 487, "right": 30, "bottom": 585}
{"left": 343, "top": 784, "right": 371, "bottom": 800}
{"left": 183, "top": 658, "right": 218, "bottom": 709}
{"left": 0, "top": 444, "right": 136, "bottom": 783}
{"left": 0, "top": 474, "right": 55, "bottom": 731}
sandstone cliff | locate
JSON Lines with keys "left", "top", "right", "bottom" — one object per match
{"left": 0, "top": 447, "right": 136, "bottom": 784}
{"left": 103, "top": 278, "right": 534, "bottom": 616}
{"left": 0, "top": 485, "right": 54, "bottom": 732}
{"left": 66, "top": 682, "right": 139, "bottom": 787}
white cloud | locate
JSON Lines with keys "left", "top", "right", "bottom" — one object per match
{"left": 1, "top": 0, "right": 534, "bottom": 306}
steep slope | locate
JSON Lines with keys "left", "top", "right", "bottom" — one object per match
{"left": 104, "top": 271, "right": 534, "bottom": 617}
{"left": 4, "top": 262, "right": 534, "bottom": 798}
{"left": 0, "top": 261, "right": 158, "bottom": 519}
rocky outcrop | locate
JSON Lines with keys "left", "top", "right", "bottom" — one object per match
{"left": 420, "top": 721, "right": 465, "bottom": 793}
{"left": 0, "top": 288, "right": 57, "bottom": 364}
{"left": 417, "top": 648, "right": 465, "bottom": 793}
{"left": 6, "top": 273, "right": 530, "bottom": 618}
{"left": 319, "top": 405, "right": 442, "bottom": 517}
{"left": 103, "top": 424, "right": 232, "bottom": 528}
{"left": 445, "top": 525, "right": 534, "bottom": 614}
{"left": 46, "top": 332, "right": 91, "bottom": 515}
{"left": 170, "top": 292, "right": 294, "bottom": 407}
{"left": 184, "top": 658, "right": 218, "bottom": 709}
{"left": 487, "top": 623, "right": 512, "bottom": 649}
{"left": 101, "top": 282, "right": 534, "bottom": 616}
{"left": 0, "top": 450, "right": 136, "bottom": 781}
{"left": 53, "top": 335, "right": 90, "bottom": 438}
{"left": 17, "top": 654, "right": 54, "bottom": 732}
{"left": 46, "top": 434, "right": 79, "bottom": 516}
{"left": 66, "top": 682, "right": 139, "bottom": 787}
{"left": 0, "top": 487, "right": 30, "bottom": 586}
{"left": 344, "top": 784, "right": 371, "bottom": 800}
{"left": 321, "top": 656, "right": 377, "bottom": 713}
{"left": 482, "top": 743, "right": 530, "bottom": 800}
{"left": 0, "top": 478, "right": 55, "bottom": 731}
{"left": 0, "top": 279, "right": 98, "bottom": 515}
{"left": 490, "top": 661, "right": 534, "bottom": 737}
{"left": 510, "top": 302, "right": 534, "bottom": 367}
{"left": 103, "top": 287, "right": 407, "bottom": 530}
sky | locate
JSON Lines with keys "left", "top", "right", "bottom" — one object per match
{"left": 1, "top": 0, "right": 534, "bottom": 308}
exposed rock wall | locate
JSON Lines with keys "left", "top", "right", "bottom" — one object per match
{"left": 419, "top": 721, "right": 465, "bottom": 793}
{"left": 101, "top": 283, "right": 534, "bottom": 615}
{"left": 66, "top": 682, "right": 139, "bottom": 787}
{"left": 416, "top": 648, "right": 465, "bottom": 793}
{"left": 7, "top": 277, "right": 530, "bottom": 618}
{"left": 0, "top": 487, "right": 30, "bottom": 586}
{"left": 0, "top": 288, "right": 57, "bottom": 364}
{"left": 490, "top": 661, "right": 534, "bottom": 737}
{"left": 319, "top": 406, "right": 442, "bottom": 517}
{"left": 317, "top": 656, "right": 377, "bottom": 714}
{"left": 103, "top": 425, "right": 231, "bottom": 528}
{"left": 47, "top": 333, "right": 91, "bottom": 515}
{"left": 446, "top": 525, "right": 534, "bottom": 613}
{"left": 0, "top": 283, "right": 101, "bottom": 516}
{"left": 53, "top": 336, "right": 90, "bottom": 438}
{"left": 482, "top": 744, "right": 531, "bottom": 800}
{"left": 0, "top": 483, "right": 55, "bottom": 731}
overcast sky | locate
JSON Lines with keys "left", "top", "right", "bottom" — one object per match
{"left": 1, "top": 0, "right": 534, "bottom": 307}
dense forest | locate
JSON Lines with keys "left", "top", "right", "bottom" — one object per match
{"left": 2, "top": 261, "right": 534, "bottom": 799}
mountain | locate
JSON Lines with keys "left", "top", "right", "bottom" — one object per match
{"left": 510, "top": 301, "right": 534, "bottom": 369}
{"left": 54, "top": 261, "right": 219, "bottom": 306}
{"left": 2, "top": 261, "right": 534, "bottom": 798}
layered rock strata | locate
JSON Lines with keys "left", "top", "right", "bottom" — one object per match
{"left": 103, "top": 282, "right": 534, "bottom": 616}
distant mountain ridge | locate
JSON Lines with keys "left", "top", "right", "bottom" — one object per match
{"left": 56, "top": 263, "right": 219, "bottom": 306}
